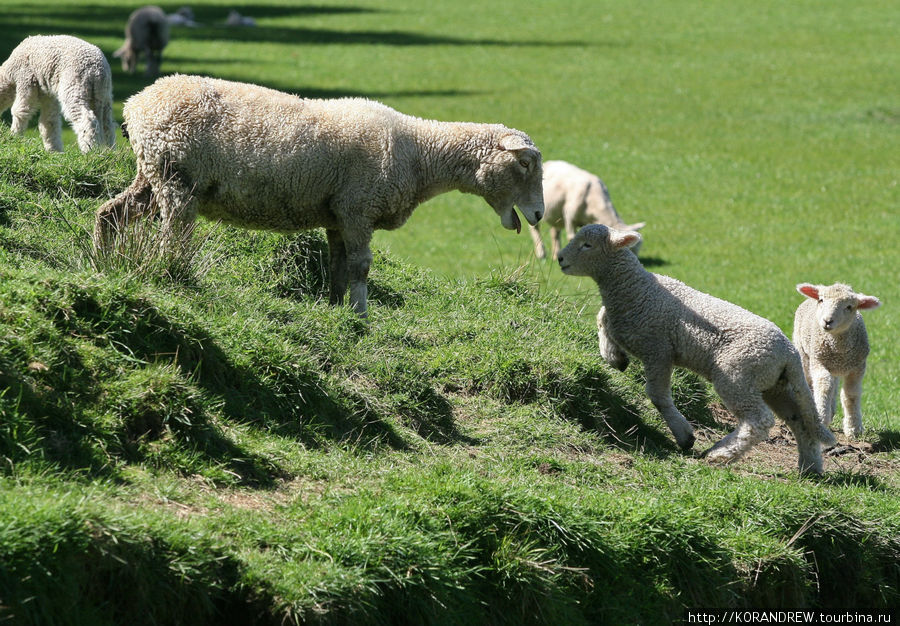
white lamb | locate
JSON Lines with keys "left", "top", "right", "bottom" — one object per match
{"left": 531, "top": 160, "right": 645, "bottom": 260}
{"left": 0, "top": 35, "right": 116, "bottom": 153}
{"left": 94, "top": 75, "right": 544, "bottom": 317}
{"left": 793, "top": 283, "right": 881, "bottom": 439}
{"left": 115, "top": 5, "right": 170, "bottom": 76}
{"left": 559, "top": 224, "right": 836, "bottom": 474}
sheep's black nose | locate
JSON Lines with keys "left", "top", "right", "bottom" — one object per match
{"left": 557, "top": 254, "right": 564, "bottom": 262}
{"left": 534, "top": 211, "right": 542, "bottom": 221}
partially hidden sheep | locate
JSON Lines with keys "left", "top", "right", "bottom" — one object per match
{"left": 531, "top": 160, "right": 645, "bottom": 260}
{"left": 793, "top": 282, "right": 881, "bottom": 439}
{"left": 0, "top": 35, "right": 116, "bottom": 152}
{"left": 115, "top": 5, "right": 170, "bottom": 76}
{"left": 94, "top": 75, "right": 544, "bottom": 317}
{"left": 559, "top": 224, "right": 836, "bottom": 474}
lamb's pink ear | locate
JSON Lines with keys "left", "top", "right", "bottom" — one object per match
{"left": 610, "top": 230, "right": 642, "bottom": 250}
{"left": 857, "top": 294, "right": 881, "bottom": 310}
{"left": 797, "top": 283, "right": 819, "bottom": 300}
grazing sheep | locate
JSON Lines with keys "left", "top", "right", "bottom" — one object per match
{"left": 94, "top": 75, "right": 544, "bottom": 317}
{"left": 0, "top": 35, "right": 116, "bottom": 152}
{"left": 531, "top": 160, "right": 645, "bottom": 260}
{"left": 793, "top": 283, "right": 881, "bottom": 439}
{"left": 559, "top": 224, "right": 836, "bottom": 474}
{"left": 115, "top": 5, "right": 170, "bottom": 76}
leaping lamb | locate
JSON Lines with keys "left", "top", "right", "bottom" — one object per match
{"left": 559, "top": 224, "right": 836, "bottom": 474}
{"left": 0, "top": 35, "right": 116, "bottom": 152}
{"left": 94, "top": 74, "right": 544, "bottom": 317}
{"left": 531, "top": 160, "right": 644, "bottom": 260}
{"left": 793, "top": 282, "right": 881, "bottom": 439}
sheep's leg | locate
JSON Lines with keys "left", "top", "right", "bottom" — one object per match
{"left": 762, "top": 380, "right": 824, "bottom": 475}
{"left": 157, "top": 183, "right": 197, "bottom": 253}
{"left": 326, "top": 229, "right": 348, "bottom": 305}
{"left": 93, "top": 171, "right": 154, "bottom": 251}
{"left": 840, "top": 369, "right": 865, "bottom": 438}
{"left": 704, "top": 384, "right": 775, "bottom": 465}
{"left": 549, "top": 227, "right": 562, "bottom": 260}
{"left": 643, "top": 361, "right": 695, "bottom": 449}
{"left": 529, "top": 224, "right": 546, "bottom": 260}
{"left": 597, "top": 307, "right": 629, "bottom": 371}
{"left": 810, "top": 367, "right": 837, "bottom": 427}
{"left": 64, "top": 103, "right": 101, "bottom": 153}
{"left": 37, "top": 98, "right": 64, "bottom": 152}
{"left": 100, "top": 98, "right": 116, "bottom": 148}
{"left": 10, "top": 84, "right": 37, "bottom": 136}
{"left": 345, "top": 237, "right": 373, "bottom": 318}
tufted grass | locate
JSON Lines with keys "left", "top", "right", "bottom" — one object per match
{"left": 1, "top": 0, "right": 898, "bottom": 623}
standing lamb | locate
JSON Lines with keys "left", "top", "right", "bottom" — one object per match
{"left": 530, "top": 160, "right": 645, "bottom": 260}
{"left": 115, "top": 5, "right": 170, "bottom": 76}
{"left": 0, "top": 35, "right": 116, "bottom": 153}
{"left": 793, "top": 283, "right": 881, "bottom": 439}
{"left": 94, "top": 75, "right": 544, "bottom": 317}
{"left": 559, "top": 224, "right": 836, "bottom": 474}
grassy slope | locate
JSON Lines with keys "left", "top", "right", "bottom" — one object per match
{"left": 1, "top": 0, "right": 898, "bottom": 623}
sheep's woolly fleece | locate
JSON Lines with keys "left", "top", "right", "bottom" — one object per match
{"left": 0, "top": 35, "right": 116, "bottom": 152}
{"left": 97, "top": 74, "right": 544, "bottom": 316}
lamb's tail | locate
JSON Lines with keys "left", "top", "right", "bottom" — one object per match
{"left": 785, "top": 357, "right": 837, "bottom": 447}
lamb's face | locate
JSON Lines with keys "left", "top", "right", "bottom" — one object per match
{"left": 557, "top": 224, "right": 624, "bottom": 276}
{"left": 796, "top": 283, "right": 881, "bottom": 334}
{"left": 481, "top": 134, "right": 544, "bottom": 234}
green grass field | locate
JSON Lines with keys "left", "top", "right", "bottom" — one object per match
{"left": 1, "top": 0, "right": 898, "bottom": 623}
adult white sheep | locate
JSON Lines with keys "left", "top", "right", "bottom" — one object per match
{"left": 93, "top": 75, "right": 544, "bottom": 317}
{"left": 559, "top": 224, "right": 836, "bottom": 474}
{"left": 0, "top": 35, "right": 116, "bottom": 153}
{"left": 530, "top": 160, "right": 645, "bottom": 260}
{"left": 115, "top": 5, "right": 170, "bottom": 76}
{"left": 793, "top": 283, "right": 881, "bottom": 439}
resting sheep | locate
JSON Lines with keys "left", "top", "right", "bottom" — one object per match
{"left": 0, "top": 35, "right": 116, "bottom": 152}
{"left": 115, "top": 5, "right": 170, "bottom": 76}
{"left": 559, "top": 224, "right": 836, "bottom": 474}
{"left": 531, "top": 160, "right": 645, "bottom": 260}
{"left": 793, "top": 283, "right": 881, "bottom": 439}
{"left": 94, "top": 74, "right": 544, "bottom": 317}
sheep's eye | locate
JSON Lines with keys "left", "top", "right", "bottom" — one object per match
{"left": 518, "top": 159, "right": 529, "bottom": 169}
{"left": 580, "top": 243, "right": 592, "bottom": 250}
{"left": 817, "top": 298, "right": 823, "bottom": 304}
{"left": 846, "top": 304, "right": 853, "bottom": 310}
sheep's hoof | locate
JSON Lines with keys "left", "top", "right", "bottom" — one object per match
{"left": 678, "top": 434, "right": 695, "bottom": 451}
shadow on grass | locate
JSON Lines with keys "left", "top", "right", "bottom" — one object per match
{"left": 637, "top": 255, "right": 667, "bottom": 268}
{"left": 870, "top": 429, "right": 900, "bottom": 453}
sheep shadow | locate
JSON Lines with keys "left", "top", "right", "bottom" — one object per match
{"left": 870, "top": 429, "right": 900, "bottom": 453}
{"left": 552, "top": 365, "right": 693, "bottom": 459}
{"left": 636, "top": 255, "right": 667, "bottom": 268}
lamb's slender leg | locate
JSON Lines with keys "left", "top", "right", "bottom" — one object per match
{"left": 529, "top": 224, "right": 546, "bottom": 260}
{"left": 326, "top": 229, "right": 348, "bottom": 305}
{"left": 643, "top": 360, "right": 695, "bottom": 449}
{"left": 840, "top": 369, "right": 865, "bottom": 438}
{"left": 65, "top": 103, "right": 101, "bottom": 153}
{"left": 37, "top": 97, "right": 64, "bottom": 152}
{"left": 10, "top": 84, "right": 36, "bottom": 136}
{"left": 704, "top": 384, "right": 774, "bottom": 465}
{"left": 762, "top": 381, "right": 824, "bottom": 475}
{"left": 810, "top": 367, "right": 837, "bottom": 427}
{"left": 157, "top": 182, "right": 197, "bottom": 254}
{"left": 93, "top": 171, "right": 154, "bottom": 250}
{"left": 550, "top": 227, "right": 562, "bottom": 260}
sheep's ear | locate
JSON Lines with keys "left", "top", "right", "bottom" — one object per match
{"left": 610, "top": 230, "right": 641, "bottom": 250}
{"left": 499, "top": 134, "right": 533, "bottom": 152}
{"left": 624, "top": 221, "right": 646, "bottom": 231}
{"left": 797, "top": 283, "right": 820, "bottom": 300}
{"left": 857, "top": 294, "right": 881, "bottom": 310}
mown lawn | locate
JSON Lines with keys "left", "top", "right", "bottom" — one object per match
{"left": 0, "top": 0, "right": 898, "bottom": 623}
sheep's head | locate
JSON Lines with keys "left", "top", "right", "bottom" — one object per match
{"left": 480, "top": 133, "right": 543, "bottom": 234}
{"left": 558, "top": 224, "right": 642, "bottom": 277}
{"left": 796, "top": 283, "right": 881, "bottom": 334}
